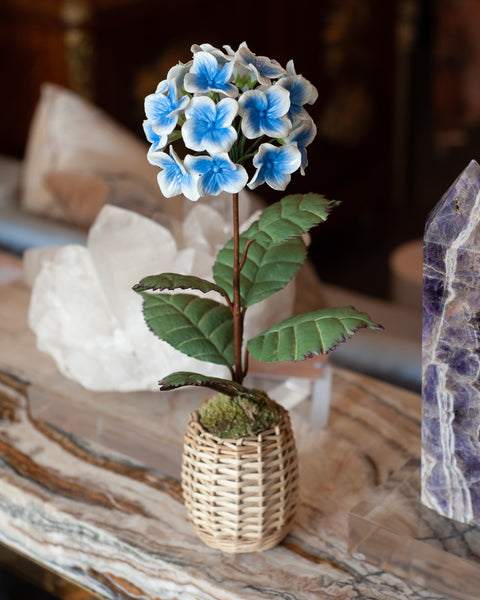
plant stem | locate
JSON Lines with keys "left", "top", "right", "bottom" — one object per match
{"left": 232, "top": 192, "right": 244, "bottom": 383}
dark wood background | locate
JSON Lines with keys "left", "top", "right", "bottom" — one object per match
{"left": 2, "top": 0, "right": 478, "bottom": 298}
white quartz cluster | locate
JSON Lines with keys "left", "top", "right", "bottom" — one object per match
{"left": 26, "top": 203, "right": 295, "bottom": 392}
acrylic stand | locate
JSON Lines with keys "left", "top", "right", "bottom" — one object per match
{"left": 348, "top": 459, "right": 480, "bottom": 600}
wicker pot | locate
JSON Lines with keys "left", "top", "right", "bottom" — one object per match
{"left": 181, "top": 404, "right": 299, "bottom": 553}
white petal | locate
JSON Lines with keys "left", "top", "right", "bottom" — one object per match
{"left": 266, "top": 85, "right": 290, "bottom": 118}
{"left": 185, "top": 96, "right": 215, "bottom": 120}
{"left": 221, "top": 165, "right": 248, "bottom": 193}
{"left": 157, "top": 170, "right": 182, "bottom": 198}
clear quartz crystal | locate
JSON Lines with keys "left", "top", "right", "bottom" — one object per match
{"left": 27, "top": 203, "right": 295, "bottom": 392}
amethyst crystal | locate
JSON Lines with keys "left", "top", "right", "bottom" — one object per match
{"left": 422, "top": 159, "right": 480, "bottom": 524}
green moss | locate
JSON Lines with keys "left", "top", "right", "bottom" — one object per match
{"left": 199, "top": 392, "right": 282, "bottom": 438}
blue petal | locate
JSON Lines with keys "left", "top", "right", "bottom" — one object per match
{"left": 194, "top": 51, "right": 218, "bottom": 81}
{"left": 185, "top": 154, "right": 247, "bottom": 196}
{"left": 265, "top": 86, "right": 290, "bottom": 119}
{"left": 144, "top": 93, "right": 170, "bottom": 121}
{"left": 273, "top": 144, "right": 302, "bottom": 173}
{"left": 238, "top": 90, "right": 267, "bottom": 139}
{"left": 143, "top": 121, "right": 167, "bottom": 151}
{"left": 204, "top": 127, "right": 237, "bottom": 155}
{"left": 184, "top": 52, "right": 218, "bottom": 93}
{"left": 182, "top": 118, "right": 211, "bottom": 151}
{"left": 240, "top": 90, "right": 267, "bottom": 112}
{"left": 199, "top": 170, "right": 222, "bottom": 196}
{"left": 185, "top": 155, "right": 212, "bottom": 175}
{"left": 144, "top": 89, "right": 180, "bottom": 135}
{"left": 278, "top": 75, "right": 318, "bottom": 122}
{"left": 158, "top": 167, "right": 183, "bottom": 197}
{"left": 215, "top": 60, "right": 235, "bottom": 85}
{"left": 185, "top": 96, "right": 216, "bottom": 122}
{"left": 184, "top": 51, "right": 237, "bottom": 96}
{"left": 262, "top": 116, "right": 291, "bottom": 139}
{"left": 167, "top": 82, "right": 178, "bottom": 104}
{"left": 217, "top": 163, "right": 248, "bottom": 194}
{"left": 181, "top": 170, "right": 200, "bottom": 201}
{"left": 215, "top": 97, "right": 238, "bottom": 127}
{"left": 289, "top": 119, "right": 317, "bottom": 148}
{"left": 149, "top": 148, "right": 199, "bottom": 200}
{"left": 236, "top": 43, "right": 285, "bottom": 84}
{"left": 156, "top": 152, "right": 184, "bottom": 197}
{"left": 183, "top": 71, "right": 207, "bottom": 93}
{"left": 239, "top": 112, "right": 261, "bottom": 139}
{"left": 239, "top": 88, "right": 290, "bottom": 139}
{"left": 183, "top": 97, "right": 237, "bottom": 153}
{"left": 147, "top": 149, "right": 173, "bottom": 170}
{"left": 249, "top": 143, "right": 301, "bottom": 191}
{"left": 257, "top": 162, "right": 286, "bottom": 190}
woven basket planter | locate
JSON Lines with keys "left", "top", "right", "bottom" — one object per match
{"left": 181, "top": 404, "right": 299, "bottom": 553}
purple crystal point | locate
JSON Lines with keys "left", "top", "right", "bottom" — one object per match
{"left": 422, "top": 159, "right": 480, "bottom": 524}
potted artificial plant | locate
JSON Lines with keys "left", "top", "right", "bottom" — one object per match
{"left": 133, "top": 42, "right": 381, "bottom": 553}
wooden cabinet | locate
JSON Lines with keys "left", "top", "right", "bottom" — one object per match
{"left": 0, "top": 0, "right": 278, "bottom": 157}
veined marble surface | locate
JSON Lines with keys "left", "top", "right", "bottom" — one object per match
{"left": 422, "top": 160, "right": 480, "bottom": 525}
{"left": 0, "top": 275, "right": 445, "bottom": 600}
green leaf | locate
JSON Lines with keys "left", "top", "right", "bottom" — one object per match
{"left": 247, "top": 306, "right": 383, "bottom": 362}
{"left": 213, "top": 228, "right": 306, "bottom": 307}
{"left": 255, "top": 193, "right": 339, "bottom": 243}
{"left": 133, "top": 273, "right": 228, "bottom": 300}
{"left": 138, "top": 292, "right": 234, "bottom": 367}
{"left": 159, "top": 371, "right": 268, "bottom": 403}
{"left": 212, "top": 193, "right": 336, "bottom": 309}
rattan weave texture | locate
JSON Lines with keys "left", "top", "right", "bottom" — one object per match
{"left": 181, "top": 406, "right": 299, "bottom": 553}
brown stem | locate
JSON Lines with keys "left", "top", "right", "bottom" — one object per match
{"left": 232, "top": 192, "right": 244, "bottom": 383}
{"left": 239, "top": 238, "right": 255, "bottom": 272}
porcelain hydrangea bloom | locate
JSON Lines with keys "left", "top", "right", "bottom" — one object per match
{"left": 144, "top": 81, "right": 189, "bottom": 137}
{"left": 235, "top": 42, "right": 285, "bottom": 85}
{"left": 248, "top": 143, "right": 301, "bottom": 191}
{"left": 148, "top": 146, "right": 200, "bottom": 201}
{"left": 143, "top": 42, "right": 318, "bottom": 200}
{"left": 184, "top": 51, "right": 237, "bottom": 97}
{"left": 278, "top": 75, "right": 318, "bottom": 122}
{"left": 238, "top": 86, "right": 291, "bottom": 139}
{"left": 185, "top": 153, "right": 248, "bottom": 196}
{"left": 182, "top": 96, "right": 238, "bottom": 154}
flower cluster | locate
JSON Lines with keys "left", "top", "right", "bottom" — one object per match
{"left": 143, "top": 42, "right": 318, "bottom": 201}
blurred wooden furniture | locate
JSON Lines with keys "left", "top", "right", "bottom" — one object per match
{"left": 1, "top": 0, "right": 407, "bottom": 300}
{"left": 0, "top": 0, "right": 275, "bottom": 158}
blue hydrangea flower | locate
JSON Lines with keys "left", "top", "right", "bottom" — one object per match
{"left": 144, "top": 81, "right": 190, "bottom": 136}
{"left": 235, "top": 42, "right": 285, "bottom": 85}
{"left": 278, "top": 75, "right": 318, "bottom": 123}
{"left": 185, "top": 153, "right": 248, "bottom": 196}
{"left": 148, "top": 147, "right": 199, "bottom": 201}
{"left": 286, "top": 119, "right": 317, "bottom": 174}
{"left": 165, "top": 61, "right": 192, "bottom": 90}
{"left": 184, "top": 51, "right": 237, "bottom": 97}
{"left": 248, "top": 143, "right": 301, "bottom": 191}
{"left": 191, "top": 43, "right": 230, "bottom": 66}
{"left": 182, "top": 96, "right": 238, "bottom": 154}
{"left": 144, "top": 43, "right": 319, "bottom": 201}
{"left": 143, "top": 120, "right": 168, "bottom": 152}
{"left": 238, "top": 86, "right": 291, "bottom": 139}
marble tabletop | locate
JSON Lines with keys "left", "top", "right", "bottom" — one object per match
{"left": 0, "top": 260, "right": 444, "bottom": 600}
